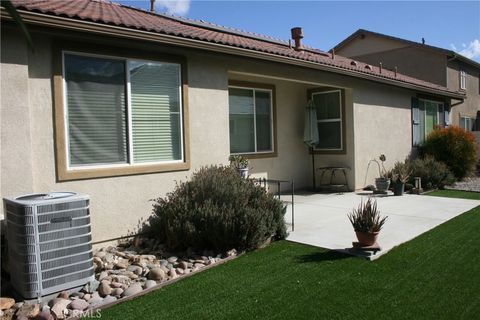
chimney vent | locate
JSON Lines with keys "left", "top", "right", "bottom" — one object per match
{"left": 150, "top": 0, "right": 155, "bottom": 12}
{"left": 291, "top": 27, "right": 304, "bottom": 51}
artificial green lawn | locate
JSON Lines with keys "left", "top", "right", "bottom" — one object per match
{"left": 426, "top": 189, "right": 480, "bottom": 200}
{"left": 100, "top": 191, "right": 480, "bottom": 320}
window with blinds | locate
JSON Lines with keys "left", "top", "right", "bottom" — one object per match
{"left": 411, "top": 98, "right": 448, "bottom": 146}
{"left": 63, "top": 53, "right": 183, "bottom": 168}
{"left": 312, "top": 90, "right": 342, "bottom": 150}
{"left": 228, "top": 87, "right": 273, "bottom": 154}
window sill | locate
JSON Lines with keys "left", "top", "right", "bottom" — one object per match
{"left": 310, "top": 148, "right": 346, "bottom": 155}
{"left": 231, "top": 152, "right": 277, "bottom": 159}
{"left": 57, "top": 161, "right": 190, "bottom": 181}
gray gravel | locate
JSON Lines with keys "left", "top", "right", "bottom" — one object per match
{"left": 446, "top": 177, "right": 480, "bottom": 192}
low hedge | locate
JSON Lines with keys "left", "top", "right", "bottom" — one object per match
{"left": 423, "top": 126, "right": 477, "bottom": 180}
{"left": 145, "top": 165, "right": 287, "bottom": 252}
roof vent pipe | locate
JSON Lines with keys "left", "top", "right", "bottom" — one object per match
{"left": 150, "top": 0, "right": 155, "bottom": 12}
{"left": 291, "top": 27, "right": 304, "bottom": 51}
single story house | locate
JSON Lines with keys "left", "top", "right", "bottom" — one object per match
{"left": 1, "top": 0, "right": 465, "bottom": 243}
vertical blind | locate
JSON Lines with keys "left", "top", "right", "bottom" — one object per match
{"left": 411, "top": 98, "right": 449, "bottom": 146}
{"left": 64, "top": 53, "right": 183, "bottom": 167}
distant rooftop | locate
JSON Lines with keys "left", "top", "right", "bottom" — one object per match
{"left": 332, "top": 29, "right": 480, "bottom": 69}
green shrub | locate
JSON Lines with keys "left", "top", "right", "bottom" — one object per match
{"left": 146, "top": 165, "right": 287, "bottom": 252}
{"left": 423, "top": 126, "right": 477, "bottom": 179}
{"left": 348, "top": 198, "right": 387, "bottom": 233}
{"left": 407, "top": 156, "right": 455, "bottom": 190}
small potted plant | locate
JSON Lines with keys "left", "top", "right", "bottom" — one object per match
{"left": 373, "top": 154, "right": 390, "bottom": 192}
{"left": 391, "top": 161, "right": 412, "bottom": 196}
{"left": 229, "top": 155, "right": 249, "bottom": 178}
{"left": 348, "top": 197, "right": 387, "bottom": 246}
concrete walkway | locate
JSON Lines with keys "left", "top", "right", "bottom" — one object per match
{"left": 283, "top": 192, "right": 480, "bottom": 260}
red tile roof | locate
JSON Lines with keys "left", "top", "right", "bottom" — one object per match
{"left": 6, "top": 0, "right": 464, "bottom": 96}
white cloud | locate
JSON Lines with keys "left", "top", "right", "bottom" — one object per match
{"left": 155, "top": 0, "right": 191, "bottom": 16}
{"left": 458, "top": 39, "right": 480, "bottom": 59}
{"left": 450, "top": 43, "right": 457, "bottom": 51}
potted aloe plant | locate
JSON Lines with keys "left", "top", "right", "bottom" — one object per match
{"left": 373, "top": 154, "right": 390, "bottom": 192}
{"left": 348, "top": 197, "right": 387, "bottom": 246}
{"left": 391, "top": 161, "right": 412, "bottom": 196}
{"left": 229, "top": 155, "right": 249, "bottom": 178}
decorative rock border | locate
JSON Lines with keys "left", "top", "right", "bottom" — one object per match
{"left": 69, "top": 252, "right": 240, "bottom": 320}
{"left": 0, "top": 238, "right": 239, "bottom": 320}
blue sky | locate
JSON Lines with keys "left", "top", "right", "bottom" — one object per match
{"left": 118, "top": 1, "right": 480, "bottom": 62}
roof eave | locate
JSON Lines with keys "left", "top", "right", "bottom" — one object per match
{"left": 1, "top": 9, "right": 465, "bottom": 100}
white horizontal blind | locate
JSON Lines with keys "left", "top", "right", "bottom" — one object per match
{"left": 64, "top": 54, "right": 128, "bottom": 166}
{"left": 255, "top": 91, "right": 272, "bottom": 152}
{"left": 313, "top": 91, "right": 342, "bottom": 149}
{"left": 229, "top": 88, "right": 255, "bottom": 153}
{"left": 130, "top": 61, "right": 182, "bottom": 163}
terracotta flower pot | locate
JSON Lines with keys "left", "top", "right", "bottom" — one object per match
{"left": 355, "top": 231, "right": 379, "bottom": 246}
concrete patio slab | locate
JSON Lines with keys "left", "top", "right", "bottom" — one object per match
{"left": 283, "top": 192, "right": 480, "bottom": 260}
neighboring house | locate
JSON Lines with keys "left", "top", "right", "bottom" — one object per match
{"left": 333, "top": 29, "right": 480, "bottom": 137}
{"left": 1, "top": 0, "right": 465, "bottom": 243}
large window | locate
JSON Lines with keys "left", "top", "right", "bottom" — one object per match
{"left": 59, "top": 51, "right": 187, "bottom": 178}
{"left": 312, "top": 90, "right": 343, "bottom": 151}
{"left": 228, "top": 85, "right": 274, "bottom": 155}
{"left": 412, "top": 98, "right": 448, "bottom": 146}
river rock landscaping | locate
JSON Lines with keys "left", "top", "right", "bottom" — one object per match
{"left": 0, "top": 237, "right": 237, "bottom": 320}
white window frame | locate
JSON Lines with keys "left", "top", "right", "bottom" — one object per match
{"left": 228, "top": 85, "right": 274, "bottom": 155}
{"left": 62, "top": 51, "right": 184, "bottom": 171}
{"left": 419, "top": 98, "right": 443, "bottom": 141}
{"left": 460, "top": 116, "right": 474, "bottom": 131}
{"left": 312, "top": 90, "right": 343, "bottom": 151}
{"left": 460, "top": 69, "right": 466, "bottom": 90}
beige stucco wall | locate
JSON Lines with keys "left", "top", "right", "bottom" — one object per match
{"left": 227, "top": 76, "right": 313, "bottom": 188}
{"left": 351, "top": 46, "right": 447, "bottom": 87}
{"left": 1, "top": 30, "right": 232, "bottom": 242}
{"left": 336, "top": 33, "right": 405, "bottom": 57}
{"left": 226, "top": 73, "right": 355, "bottom": 191}
{"left": 1, "top": 32, "right": 35, "bottom": 200}
{"left": 447, "top": 61, "right": 480, "bottom": 126}
{"left": 2, "top": 27, "right": 419, "bottom": 242}
{"left": 353, "top": 81, "right": 414, "bottom": 188}
{"left": 336, "top": 34, "right": 448, "bottom": 87}
{"left": 336, "top": 33, "right": 480, "bottom": 128}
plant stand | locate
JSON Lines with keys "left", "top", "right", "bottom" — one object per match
{"left": 315, "top": 166, "right": 350, "bottom": 193}
{"left": 348, "top": 242, "right": 382, "bottom": 258}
